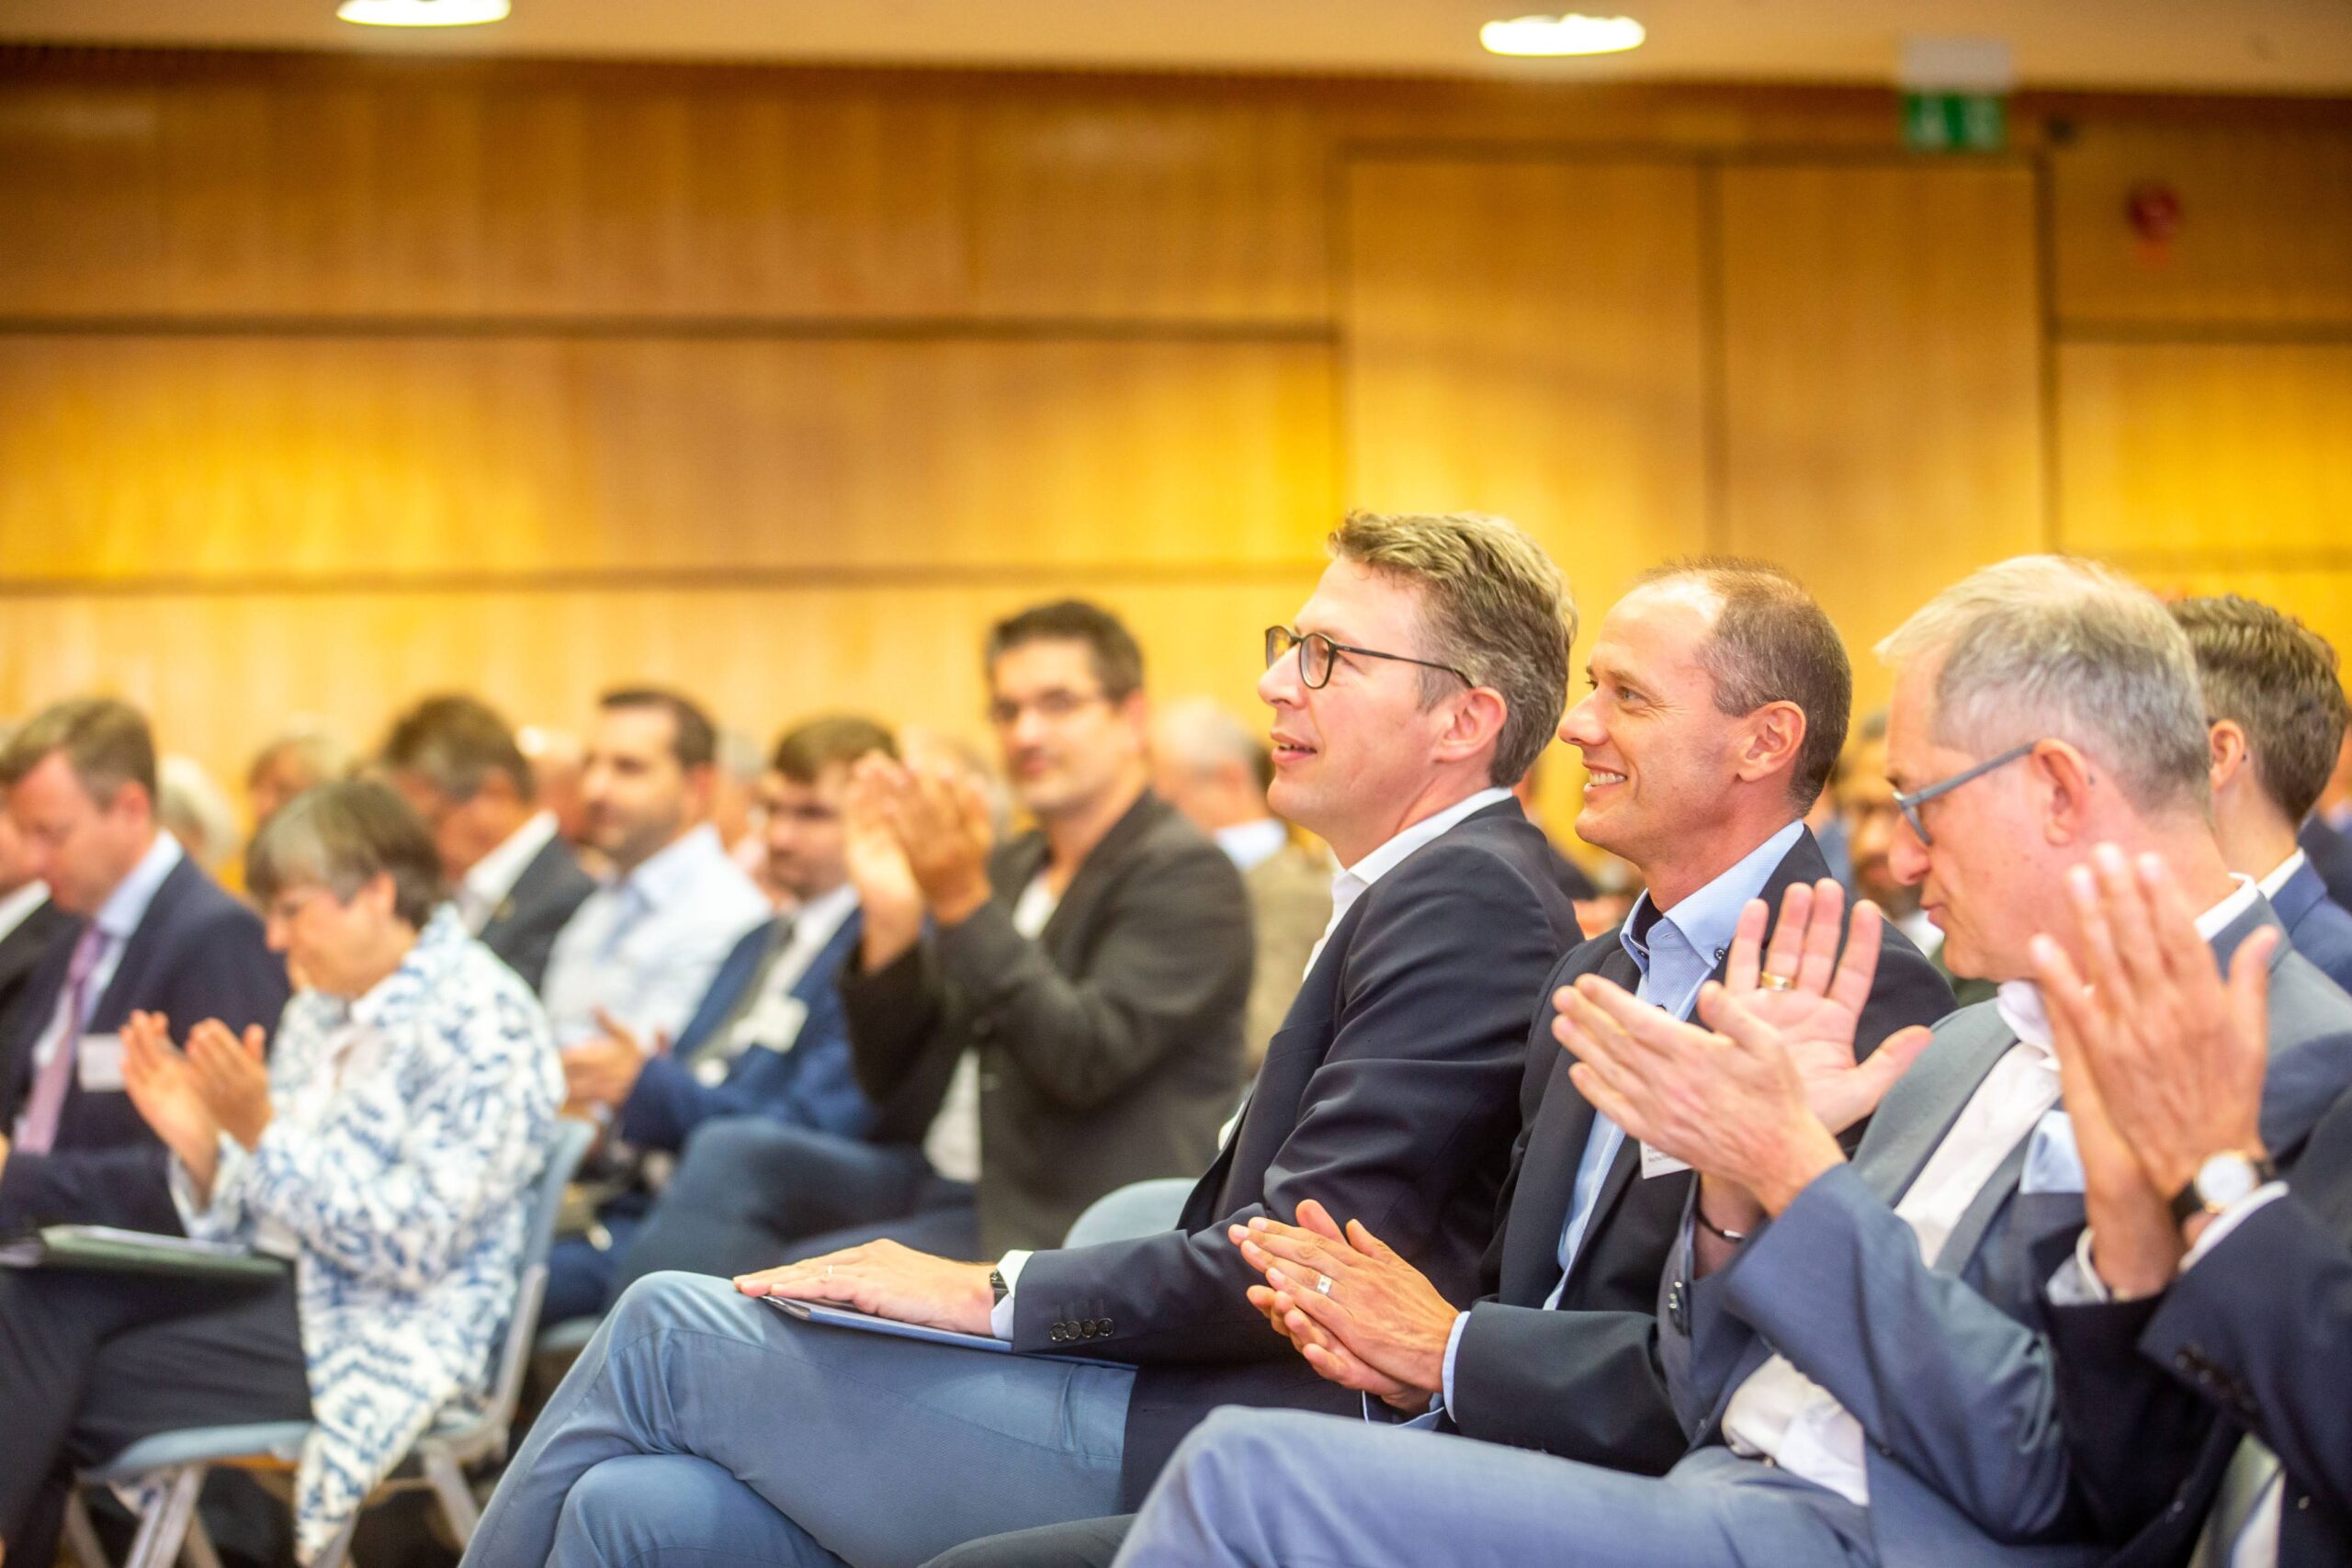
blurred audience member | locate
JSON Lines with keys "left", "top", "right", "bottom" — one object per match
{"left": 2300, "top": 731, "right": 2352, "bottom": 910}
{"left": 1153, "top": 695, "right": 1329, "bottom": 1066}
{"left": 712, "top": 726, "right": 776, "bottom": 897}
{"left": 0, "top": 698, "right": 287, "bottom": 1235}
{"left": 0, "top": 780, "right": 560, "bottom": 1568}
{"left": 157, "top": 753, "right": 241, "bottom": 878}
{"left": 2173, "top": 594, "right": 2352, "bottom": 989}
{"left": 243, "top": 723, "right": 351, "bottom": 830}
{"left": 1838, "top": 709, "right": 1994, "bottom": 1006}
{"left": 520, "top": 724, "right": 595, "bottom": 868}
{"left": 380, "top": 693, "right": 596, "bottom": 994}
{"left": 0, "top": 722, "right": 71, "bottom": 1032}
{"left": 545, "top": 716, "right": 910, "bottom": 1325}
{"left": 1510, "top": 751, "right": 1600, "bottom": 903}
{"left": 541, "top": 688, "right": 771, "bottom": 1113}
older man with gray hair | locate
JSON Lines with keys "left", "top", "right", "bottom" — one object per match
{"left": 1152, "top": 696, "right": 1329, "bottom": 1066}
{"left": 1101, "top": 555, "right": 2352, "bottom": 1568}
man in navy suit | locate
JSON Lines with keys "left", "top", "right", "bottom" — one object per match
{"left": 461, "top": 511, "right": 1589, "bottom": 1568}
{"left": 541, "top": 716, "right": 904, "bottom": 1324}
{"left": 2174, "top": 595, "right": 2352, "bottom": 991}
{"left": 0, "top": 698, "right": 288, "bottom": 1235}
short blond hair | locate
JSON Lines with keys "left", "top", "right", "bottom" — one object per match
{"left": 1329, "top": 512, "right": 1575, "bottom": 786}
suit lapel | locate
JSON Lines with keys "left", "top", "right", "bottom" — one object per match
{"left": 90, "top": 857, "right": 197, "bottom": 1027}
{"left": 1035, "top": 792, "right": 1160, "bottom": 959}
{"left": 1850, "top": 1003, "right": 2021, "bottom": 1205}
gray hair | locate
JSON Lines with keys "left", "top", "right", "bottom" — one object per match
{"left": 1876, "top": 556, "right": 2211, "bottom": 815}
{"left": 247, "top": 778, "right": 446, "bottom": 929}
{"left": 158, "top": 755, "right": 241, "bottom": 873}
{"left": 1155, "top": 697, "right": 1272, "bottom": 794}
{"left": 247, "top": 723, "right": 352, "bottom": 793}
{"left": 1329, "top": 512, "right": 1576, "bottom": 787}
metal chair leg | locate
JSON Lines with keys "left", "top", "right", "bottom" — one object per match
{"left": 181, "top": 1511, "right": 225, "bottom": 1568}
{"left": 63, "top": 1491, "right": 111, "bottom": 1568}
{"left": 420, "top": 1446, "right": 481, "bottom": 1546}
{"left": 122, "top": 1468, "right": 206, "bottom": 1568}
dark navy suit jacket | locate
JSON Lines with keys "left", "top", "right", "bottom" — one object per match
{"left": 2273, "top": 855, "right": 2352, "bottom": 996}
{"left": 615, "top": 909, "right": 875, "bottom": 1153}
{"left": 1007, "top": 798, "right": 1586, "bottom": 1506}
{"left": 2299, "top": 817, "right": 2352, "bottom": 917}
{"left": 0, "top": 856, "right": 288, "bottom": 1235}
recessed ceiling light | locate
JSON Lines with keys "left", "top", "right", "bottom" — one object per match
{"left": 1481, "top": 14, "right": 1646, "bottom": 57}
{"left": 336, "top": 0, "right": 510, "bottom": 27}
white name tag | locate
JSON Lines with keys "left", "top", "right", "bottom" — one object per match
{"left": 77, "top": 1032, "right": 126, "bottom": 1092}
{"left": 729, "top": 995, "right": 809, "bottom": 1058}
{"left": 1639, "top": 1143, "right": 1691, "bottom": 1179}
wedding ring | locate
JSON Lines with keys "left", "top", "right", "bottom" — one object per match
{"left": 1315, "top": 1273, "right": 1333, "bottom": 1295}
{"left": 1758, "top": 972, "right": 1796, "bottom": 992}
{"left": 825, "top": 1264, "right": 835, "bottom": 1280}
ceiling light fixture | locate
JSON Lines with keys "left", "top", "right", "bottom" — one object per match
{"left": 1481, "top": 14, "right": 1645, "bottom": 57}
{"left": 336, "top": 0, "right": 510, "bottom": 27}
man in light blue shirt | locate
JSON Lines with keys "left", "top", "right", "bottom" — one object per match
{"left": 539, "top": 689, "right": 772, "bottom": 1116}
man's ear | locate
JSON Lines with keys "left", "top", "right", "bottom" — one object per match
{"left": 1432, "top": 688, "right": 1511, "bottom": 772}
{"left": 2033, "top": 740, "right": 2100, "bottom": 847}
{"left": 1733, "top": 701, "right": 1807, "bottom": 789}
{"left": 2207, "top": 720, "right": 2252, "bottom": 797}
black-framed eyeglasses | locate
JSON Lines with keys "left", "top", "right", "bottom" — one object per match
{"left": 1264, "top": 626, "right": 1475, "bottom": 692}
{"left": 1890, "top": 741, "right": 2040, "bottom": 847}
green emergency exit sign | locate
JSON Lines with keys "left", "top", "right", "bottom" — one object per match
{"left": 1902, "top": 91, "right": 2006, "bottom": 152}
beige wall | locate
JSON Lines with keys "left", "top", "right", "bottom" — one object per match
{"left": 2, "top": 52, "right": 2347, "bottom": 843}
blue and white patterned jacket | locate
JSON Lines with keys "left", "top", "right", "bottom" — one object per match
{"left": 176, "top": 908, "right": 562, "bottom": 1561}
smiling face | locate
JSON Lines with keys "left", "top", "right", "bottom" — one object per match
{"left": 1259, "top": 560, "right": 1464, "bottom": 865}
{"left": 1556, "top": 580, "right": 1757, "bottom": 882}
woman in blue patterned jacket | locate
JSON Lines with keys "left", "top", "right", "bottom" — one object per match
{"left": 0, "top": 779, "right": 564, "bottom": 1567}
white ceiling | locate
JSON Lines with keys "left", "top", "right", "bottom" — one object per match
{"left": 3, "top": 0, "right": 2349, "bottom": 95}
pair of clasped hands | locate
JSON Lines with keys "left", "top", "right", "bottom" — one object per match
{"left": 1231, "top": 849, "right": 2267, "bottom": 1411}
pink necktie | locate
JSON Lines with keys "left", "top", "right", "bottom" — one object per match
{"left": 14, "top": 924, "right": 107, "bottom": 1156}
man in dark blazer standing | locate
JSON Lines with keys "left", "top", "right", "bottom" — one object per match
{"left": 2174, "top": 594, "right": 2352, "bottom": 991}
{"left": 0, "top": 698, "right": 287, "bottom": 1235}
{"left": 458, "top": 513, "right": 1589, "bottom": 1568}
{"left": 380, "top": 692, "right": 597, "bottom": 994}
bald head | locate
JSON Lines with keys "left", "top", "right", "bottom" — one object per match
{"left": 1153, "top": 697, "right": 1274, "bottom": 836}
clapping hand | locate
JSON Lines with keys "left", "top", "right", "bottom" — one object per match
{"left": 187, "top": 1019, "right": 273, "bottom": 1152}
{"left": 844, "top": 756, "right": 927, "bottom": 968}
{"left": 120, "top": 1010, "right": 224, "bottom": 1192}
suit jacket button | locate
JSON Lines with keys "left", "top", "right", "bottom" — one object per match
{"left": 2172, "top": 1349, "right": 2197, "bottom": 1373}
{"left": 1100, "top": 1317, "right": 1114, "bottom": 1335}
{"left": 1049, "top": 1325, "right": 1068, "bottom": 1343}
{"left": 971, "top": 1018, "right": 997, "bottom": 1040}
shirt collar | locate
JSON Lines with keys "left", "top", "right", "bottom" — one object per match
{"left": 614, "top": 822, "right": 725, "bottom": 912}
{"left": 348, "top": 906, "right": 465, "bottom": 1030}
{"left": 0, "top": 882, "right": 50, "bottom": 944}
{"left": 1215, "top": 818, "right": 1292, "bottom": 874}
{"left": 1997, "top": 873, "right": 2262, "bottom": 1059}
{"left": 2258, "top": 848, "right": 2310, "bottom": 901}
{"left": 1618, "top": 819, "right": 1806, "bottom": 978}
{"left": 96, "top": 830, "right": 184, "bottom": 942}
{"left": 788, "top": 881, "right": 860, "bottom": 953}
{"left": 463, "top": 810, "right": 559, "bottom": 911}
{"left": 1336, "top": 787, "right": 1515, "bottom": 896}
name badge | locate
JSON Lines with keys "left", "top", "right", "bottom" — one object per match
{"left": 1639, "top": 1143, "right": 1691, "bottom": 1179}
{"left": 727, "top": 995, "right": 809, "bottom": 1059}
{"left": 78, "top": 1032, "right": 126, "bottom": 1093}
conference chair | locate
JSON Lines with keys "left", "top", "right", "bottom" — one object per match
{"left": 68, "top": 1118, "right": 596, "bottom": 1568}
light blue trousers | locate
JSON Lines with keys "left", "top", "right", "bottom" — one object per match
{"left": 464, "top": 1271, "right": 1136, "bottom": 1568}
{"left": 1114, "top": 1409, "right": 1877, "bottom": 1568}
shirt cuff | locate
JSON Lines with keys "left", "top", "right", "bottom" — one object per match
{"left": 2048, "top": 1226, "right": 2111, "bottom": 1305}
{"left": 1439, "top": 1310, "right": 1471, "bottom": 1420}
{"left": 169, "top": 1133, "right": 243, "bottom": 1240}
{"left": 989, "top": 1249, "right": 1032, "bottom": 1340}
{"left": 2182, "top": 1182, "right": 2289, "bottom": 1271}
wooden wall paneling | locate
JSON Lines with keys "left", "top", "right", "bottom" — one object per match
{"left": 0, "top": 335, "right": 1338, "bottom": 579}
{"left": 2056, "top": 343, "right": 2352, "bottom": 559}
{"left": 2051, "top": 118, "right": 2352, "bottom": 328}
{"left": 0, "top": 81, "right": 167, "bottom": 313}
{"left": 0, "top": 578, "right": 1314, "bottom": 839}
{"left": 966, "top": 94, "right": 1332, "bottom": 322}
{"left": 1341, "top": 156, "right": 1712, "bottom": 617}
{"left": 1716, "top": 161, "right": 2045, "bottom": 707}
{"left": 2113, "top": 566, "right": 2352, "bottom": 682}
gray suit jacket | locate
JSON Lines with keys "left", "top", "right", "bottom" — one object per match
{"left": 1658, "top": 897, "right": 2352, "bottom": 1568}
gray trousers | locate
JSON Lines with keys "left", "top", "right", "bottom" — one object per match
{"left": 1114, "top": 1409, "right": 1876, "bottom": 1568}
{"left": 463, "top": 1270, "right": 1136, "bottom": 1568}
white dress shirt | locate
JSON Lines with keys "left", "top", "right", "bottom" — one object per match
{"left": 539, "top": 823, "right": 772, "bottom": 1047}
{"left": 991, "top": 787, "right": 1516, "bottom": 1338}
{"left": 22, "top": 831, "right": 182, "bottom": 1079}
{"left": 2257, "top": 849, "right": 2308, "bottom": 902}
{"left": 0, "top": 880, "right": 51, "bottom": 946}
{"left": 929, "top": 875, "right": 1059, "bottom": 1192}
{"left": 456, "top": 810, "right": 560, "bottom": 934}
{"left": 1724, "top": 875, "right": 2258, "bottom": 1506}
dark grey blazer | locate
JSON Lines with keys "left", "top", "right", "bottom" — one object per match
{"left": 840, "top": 789, "right": 1253, "bottom": 1254}
{"left": 1658, "top": 897, "right": 2352, "bottom": 1568}
{"left": 478, "top": 831, "right": 596, "bottom": 995}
